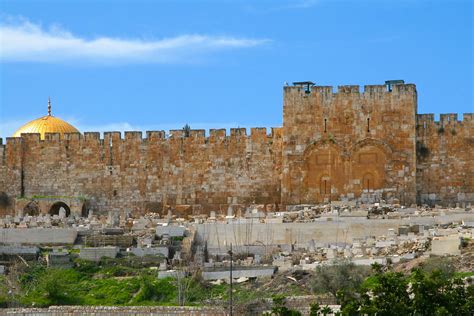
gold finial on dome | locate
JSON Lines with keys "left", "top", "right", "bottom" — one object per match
{"left": 13, "top": 98, "right": 80, "bottom": 139}
{"left": 48, "top": 97, "right": 52, "bottom": 116}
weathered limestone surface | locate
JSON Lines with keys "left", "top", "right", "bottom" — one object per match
{"left": 0, "top": 228, "right": 77, "bottom": 245}
{"left": 416, "top": 113, "right": 474, "bottom": 205}
{"left": 430, "top": 235, "right": 461, "bottom": 256}
{"left": 0, "top": 128, "right": 282, "bottom": 215}
{"left": 79, "top": 246, "right": 119, "bottom": 261}
{"left": 0, "top": 83, "right": 472, "bottom": 215}
{"left": 202, "top": 266, "right": 276, "bottom": 280}
{"left": 282, "top": 84, "right": 418, "bottom": 205}
{"left": 196, "top": 213, "right": 474, "bottom": 247}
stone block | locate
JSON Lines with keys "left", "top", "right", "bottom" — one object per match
{"left": 202, "top": 266, "right": 276, "bottom": 281}
{"left": 431, "top": 236, "right": 461, "bottom": 256}
{"left": 156, "top": 225, "right": 185, "bottom": 238}
{"left": 129, "top": 246, "right": 169, "bottom": 258}
{"left": 79, "top": 246, "right": 119, "bottom": 261}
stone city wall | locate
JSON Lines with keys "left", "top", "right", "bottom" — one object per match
{"left": 416, "top": 113, "right": 474, "bottom": 205}
{"left": 0, "top": 82, "right": 472, "bottom": 216}
{"left": 0, "top": 127, "right": 283, "bottom": 216}
{"left": 282, "top": 84, "right": 418, "bottom": 205}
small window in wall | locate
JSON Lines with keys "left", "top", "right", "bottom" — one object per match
{"left": 362, "top": 173, "right": 374, "bottom": 192}
{"left": 320, "top": 176, "right": 330, "bottom": 195}
{"left": 324, "top": 118, "right": 327, "bottom": 133}
{"left": 367, "top": 117, "right": 370, "bottom": 132}
{"left": 113, "top": 190, "right": 117, "bottom": 196}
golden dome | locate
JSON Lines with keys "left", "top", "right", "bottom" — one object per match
{"left": 13, "top": 98, "right": 80, "bottom": 139}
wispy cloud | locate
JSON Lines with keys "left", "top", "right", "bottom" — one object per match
{"left": 0, "top": 17, "right": 270, "bottom": 64}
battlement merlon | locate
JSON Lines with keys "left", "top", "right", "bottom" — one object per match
{"left": 2, "top": 127, "right": 283, "bottom": 145}
{"left": 124, "top": 131, "right": 143, "bottom": 140}
{"left": 84, "top": 132, "right": 101, "bottom": 141}
{"left": 416, "top": 113, "right": 474, "bottom": 125}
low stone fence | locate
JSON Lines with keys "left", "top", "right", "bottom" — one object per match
{"left": 79, "top": 247, "right": 119, "bottom": 262}
{"left": 0, "top": 228, "right": 77, "bottom": 245}
{"left": 3, "top": 306, "right": 227, "bottom": 316}
{"left": 202, "top": 266, "right": 276, "bottom": 280}
{"left": 83, "top": 235, "right": 134, "bottom": 248}
{"left": 2, "top": 296, "right": 338, "bottom": 315}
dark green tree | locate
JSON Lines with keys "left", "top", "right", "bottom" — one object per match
{"left": 182, "top": 124, "right": 191, "bottom": 137}
{"left": 340, "top": 264, "right": 474, "bottom": 316}
{"left": 312, "top": 259, "right": 370, "bottom": 303}
{"left": 265, "top": 295, "right": 302, "bottom": 316}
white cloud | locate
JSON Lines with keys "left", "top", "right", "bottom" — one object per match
{"left": 0, "top": 18, "right": 270, "bottom": 64}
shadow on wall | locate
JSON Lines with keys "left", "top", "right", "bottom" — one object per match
{"left": 23, "top": 201, "right": 40, "bottom": 216}
{"left": 0, "top": 192, "right": 12, "bottom": 215}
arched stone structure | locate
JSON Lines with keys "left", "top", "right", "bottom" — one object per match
{"left": 23, "top": 201, "right": 40, "bottom": 216}
{"left": 14, "top": 197, "right": 86, "bottom": 217}
{"left": 300, "top": 138, "right": 396, "bottom": 202}
{"left": 349, "top": 138, "right": 392, "bottom": 198}
{"left": 49, "top": 201, "right": 71, "bottom": 217}
{"left": 303, "top": 140, "right": 347, "bottom": 202}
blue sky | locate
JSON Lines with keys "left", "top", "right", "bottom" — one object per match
{"left": 0, "top": 0, "right": 472, "bottom": 138}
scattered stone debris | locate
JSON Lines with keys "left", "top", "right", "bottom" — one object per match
{"left": 0, "top": 202, "right": 472, "bottom": 294}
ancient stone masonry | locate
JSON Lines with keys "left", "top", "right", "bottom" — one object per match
{"left": 0, "top": 82, "right": 472, "bottom": 216}
{"left": 0, "top": 128, "right": 283, "bottom": 216}
{"left": 416, "top": 113, "right": 474, "bottom": 205}
{"left": 282, "top": 84, "right": 418, "bottom": 205}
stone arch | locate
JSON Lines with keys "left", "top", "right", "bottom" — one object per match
{"left": 349, "top": 138, "right": 393, "bottom": 156}
{"left": 23, "top": 201, "right": 40, "bottom": 216}
{"left": 350, "top": 138, "right": 392, "bottom": 196}
{"left": 303, "top": 139, "right": 346, "bottom": 202}
{"left": 49, "top": 201, "right": 71, "bottom": 217}
{"left": 303, "top": 139, "right": 348, "bottom": 159}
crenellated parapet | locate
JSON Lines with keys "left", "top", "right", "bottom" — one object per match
{"left": 1, "top": 127, "right": 281, "bottom": 143}
{"left": 1, "top": 80, "right": 470, "bottom": 214}
{"left": 284, "top": 83, "right": 416, "bottom": 97}
{"left": 0, "top": 127, "right": 282, "bottom": 168}
{"left": 417, "top": 113, "right": 473, "bottom": 130}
